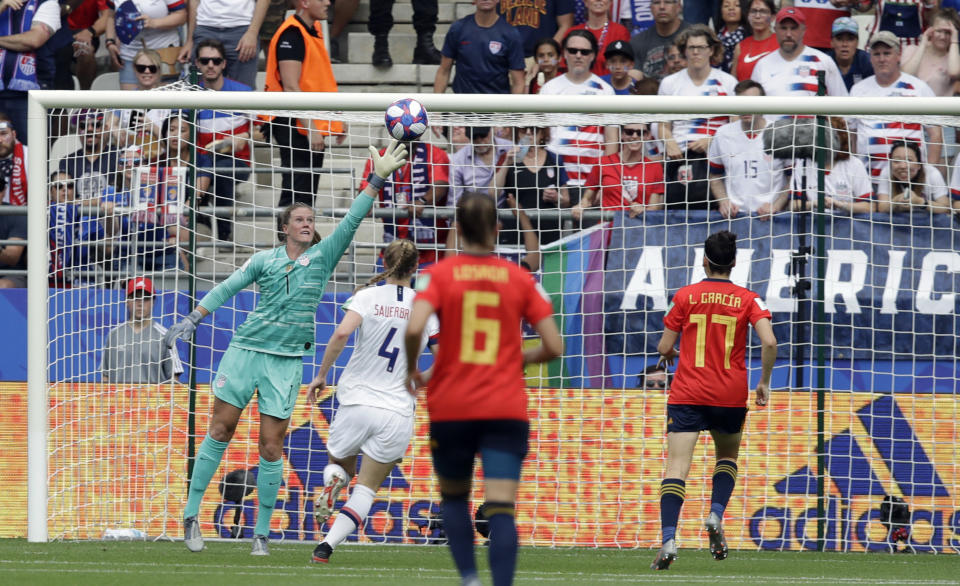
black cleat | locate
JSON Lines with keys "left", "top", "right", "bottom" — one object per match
{"left": 650, "top": 539, "right": 677, "bottom": 570}
{"left": 705, "top": 512, "right": 728, "bottom": 561}
{"left": 312, "top": 541, "right": 333, "bottom": 564}
{"left": 373, "top": 36, "right": 393, "bottom": 68}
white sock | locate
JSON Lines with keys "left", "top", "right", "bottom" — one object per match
{"left": 325, "top": 484, "right": 376, "bottom": 549}
{"left": 323, "top": 463, "right": 348, "bottom": 486}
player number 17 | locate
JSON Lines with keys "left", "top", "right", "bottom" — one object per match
{"left": 689, "top": 313, "right": 737, "bottom": 369}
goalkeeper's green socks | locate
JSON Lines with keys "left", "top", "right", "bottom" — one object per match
{"left": 254, "top": 457, "right": 284, "bottom": 537}
{"left": 184, "top": 434, "right": 229, "bottom": 519}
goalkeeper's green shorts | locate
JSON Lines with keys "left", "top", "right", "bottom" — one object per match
{"left": 212, "top": 346, "right": 302, "bottom": 420}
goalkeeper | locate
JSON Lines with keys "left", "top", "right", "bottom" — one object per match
{"left": 164, "top": 140, "right": 408, "bottom": 556}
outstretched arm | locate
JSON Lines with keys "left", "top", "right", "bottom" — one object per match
{"left": 307, "top": 310, "right": 362, "bottom": 403}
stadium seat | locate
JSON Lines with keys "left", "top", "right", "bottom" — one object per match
{"left": 90, "top": 72, "right": 120, "bottom": 92}
{"left": 48, "top": 134, "right": 82, "bottom": 175}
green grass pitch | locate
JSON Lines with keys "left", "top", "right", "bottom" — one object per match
{"left": 0, "top": 540, "right": 957, "bottom": 585}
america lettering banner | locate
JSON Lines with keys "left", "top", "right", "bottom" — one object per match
{"left": 2, "top": 383, "right": 958, "bottom": 551}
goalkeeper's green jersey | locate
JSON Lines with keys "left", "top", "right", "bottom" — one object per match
{"left": 198, "top": 193, "right": 375, "bottom": 357}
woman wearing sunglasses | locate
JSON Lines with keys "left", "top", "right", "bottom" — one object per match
{"left": 105, "top": 0, "right": 186, "bottom": 90}
{"left": 572, "top": 123, "right": 664, "bottom": 223}
{"left": 104, "top": 49, "right": 169, "bottom": 158}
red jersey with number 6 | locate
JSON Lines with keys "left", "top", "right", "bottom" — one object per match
{"left": 663, "top": 278, "right": 772, "bottom": 407}
{"left": 415, "top": 254, "right": 554, "bottom": 422}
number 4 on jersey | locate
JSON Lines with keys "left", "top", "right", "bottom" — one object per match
{"left": 378, "top": 326, "right": 399, "bottom": 372}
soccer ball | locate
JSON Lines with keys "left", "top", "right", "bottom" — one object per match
{"left": 385, "top": 98, "right": 429, "bottom": 141}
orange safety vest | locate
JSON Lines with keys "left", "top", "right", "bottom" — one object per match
{"left": 265, "top": 14, "right": 343, "bottom": 136}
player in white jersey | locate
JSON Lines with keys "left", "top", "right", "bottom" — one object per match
{"left": 707, "top": 80, "right": 788, "bottom": 219}
{"left": 657, "top": 25, "right": 737, "bottom": 210}
{"left": 309, "top": 239, "right": 439, "bottom": 564}
{"left": 540, "top": 29, "right": 617, "bottom": 188}
{"left": 791, "top": 118, "right": 875, "bottom": 214}
{"left": 876, "top": 141, "right": 952, "bottom": 214}
{"left": 751, "top": 6, "right": 847, "bottom": 106}
{"left": 849, "top": 31, "right": 943, "bottom": 179}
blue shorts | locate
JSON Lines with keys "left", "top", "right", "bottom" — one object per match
{"left": 667, "top": 404, "right": 748, "bottom": 435}
{"left": 429, "top": 419, "right": 529, "bottom": 481}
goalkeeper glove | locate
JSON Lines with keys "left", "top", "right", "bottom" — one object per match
{"left": 369, "top": 139, "right": 409, "bottom": 179}
{"left": 163, "top": 310, "right": 204, "bottom": 347}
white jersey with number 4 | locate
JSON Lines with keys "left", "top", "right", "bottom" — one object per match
{"left": 335, "top": 284, "right": 439, "bottom": 417}
{"left": 707, "top": 120, "right": 786, "bottom": 212}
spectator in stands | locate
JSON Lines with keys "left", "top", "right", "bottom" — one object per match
{"left": 495, "top": 126, "right": 576, "bottom": 246}
{"left": 850, "top": 31, "right": 942, "bottom": 179}
{"left": 449, "top": 126, "right": 512, "bottom": 208}
{"left": 48, "top": 170, "right": 84, "bottom": 287}
{"left": 67, "top": 0, "right": 110, "bottom": 90}
{"left": 791, "top": 117, "right": 875, "bottom": 214}
{"left": 193, "top": 39, "right": 252, "bottom": 242}
{"left": 716, "top": 0, "right": 747, "bottom": 73}
{"left": 751, "top": 7, "right": 848, "bottom": 100}
{"left": 876, "top": 140, "right": 952, "bottom": 214}
{"left": 502, "top": 0, "right": 572, "bottom": 58}
{"left": 265, "top": 0, "right": 342, "bottom": 207}
{"left": 368, "top": 0, "right": 443, "bottom": 67}
{"left": 568, "top": 0, "right": 631, "bottom": 76}
{"left": 0, "top": 200, "right": 26, "bottom": 287}
{"left": 176, "top": 0, "right": 268, "bottom": 89}
{"left": 902, "top": 8, "right": 960, "bottom": 97}
{"left": 866, "top": 0, "right": 932, "bottom": 48}
{"left": 629, "top": 0, "right": 689, "bottom": 81}
{"left": 572, "top": 121, "right": 664, "bottom": 221}
{"left": 682, "top": 0, "right": 712, "bottom": 26}
{"left": 731, "top": 0, "right": 777, "bottom": 81}
{"left": 708, "top": 80, "right": 789, "bottom": 220}
{"left": 637, "top": 361, "right": 671, "bottom": 390}
{"left": 601, "top": 40, "right": 638, "bottom": 93}
{"left": 359, "top": 137, "right": 451, "bottom": 267}
{"left": 0, "top": 113, "right": 27, "bottom": 206}
{"left": 663, "top": 40, "right": 685, "bottom": 74}
{"left": 102, "top": 276, "right": 184, "bottom": 384}
{"left": 827, "top": 16, "right": 874, "bottom": 91}
{"left": 105, "top": 0, "right": 187, "bottom": 91}
{"left": 60, "top": 112, "right": 120, "bottom": 203}
{"left": 541, "top": 30, "right": 617, "bottom": 188}
{"left": 104, "top": 49, "right": 171, "bottom": 155}
{"left": 529, "top": 37, "right": 563, "bottom": 93}
{"left": 257, "top": 0, "right": 288, "bottom": 52}
{"left": 783, "top": 0, "right": 855, "bottom": 52}
{"left": 658, "top": 25, "right": 737, "bottom": 211}
{"left": 0, "top": 0, "right": 60, "bottom": 143}
{"left": 434, "top": 0, "right": 525, "bottom": 94}
{"left": 949, "top": 152, "right": 960, "bottom": 212}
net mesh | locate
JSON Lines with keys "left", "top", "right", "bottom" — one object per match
{"left": 37, "top": 88, "right": 959, "bottom": 551}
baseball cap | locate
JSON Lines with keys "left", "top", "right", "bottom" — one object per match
{"left": 604, "top": 40, "right": 635, "bottom": 61}
{"left": 831, "top": 16, "right": 860, "bottom": 37}
{"left": 775, "top": 6, "right": 806, "bottom": 25}
{"left": 126, "top": 276, "right": 154, "bottom": 297}
{"left": 869, "top": 30, "right": 900, "bottom": 49}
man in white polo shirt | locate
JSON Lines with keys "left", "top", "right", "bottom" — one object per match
{"left": 850, "top": 30, "right": 942, "bottom": 180}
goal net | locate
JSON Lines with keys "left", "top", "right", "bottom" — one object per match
{"left": 24, "top": 89, "right": 959, "bottom": 553}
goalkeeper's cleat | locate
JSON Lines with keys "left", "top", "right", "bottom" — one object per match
{"left": 650, "top": 539, "right": 678, "bottom": 570}
{"left": 705, "top": 512, "right": 728, "bottom": 561}
{"left": 183, "top": 516, "right": 204, "bottom": 552}
{"left": 314, "top": 470, "right": 348, "bottom": 525}
{"left": 311, "top": 541, "right": 333, "bottom": 564}
{"left": 251, "top": 535, "right": 269, "bottom": 556}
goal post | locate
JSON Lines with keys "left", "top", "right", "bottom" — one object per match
{"left": 25, "top": 90, "right": 960, "bottom": 549}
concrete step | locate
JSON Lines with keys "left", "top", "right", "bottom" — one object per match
{"left": 331, "top": 63, "right": 440, "bottom": 84}
{"left": 342, "top": 22, "right": 451, "bottom": 37}
{"left": 347, "top": 32, "right": 445, "bottom": 65}
{"left": 350, "top": 1, "right": 459, "bottom": 24}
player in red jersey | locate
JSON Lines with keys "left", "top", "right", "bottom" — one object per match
{"left": 404, "top": 191, "right": 563, "bottom": 586}
{"left": 651, "top": 230, "right": 777, "bottom": 570}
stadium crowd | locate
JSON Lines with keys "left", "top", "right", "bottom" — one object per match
{"left": 2, "top": 0, "right": 960, "bottom": 288}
